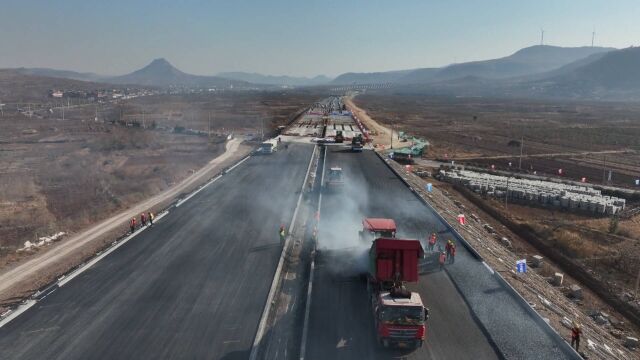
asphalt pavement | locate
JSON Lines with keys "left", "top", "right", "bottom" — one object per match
{"left": 304, "top": 146, "right": 576, "bottom": 360}
{"left": 0, "top": 143, "right": 314, "bottom": 360}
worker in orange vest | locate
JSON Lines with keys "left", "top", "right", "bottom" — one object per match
{"left": 450, "top": 244, "right": 457, "bottom": 264}
{"left": 130, "top": 217, "right": 136, "bottom": 234}
{"left": 428, "top": 233, "right": 437, "bottom": 251}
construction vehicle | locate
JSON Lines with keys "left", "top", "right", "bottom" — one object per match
{"left": 351, "top": 134, "right": 364, "bottom": 152}
{"left": 359, "top": 218, "right": 396, "bottom": 243}
{"left": 334, "top": 130, "right": 344, "bottom": 143}
{"left": 368, "top": 238, "right": 429, "bottom": 349}
{"left": 257, "top": 139, "right": 278, "bottom": 154}
{"left": 325, "top": 167, "right": 344, "bottom": 188}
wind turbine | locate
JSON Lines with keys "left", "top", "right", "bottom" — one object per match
{"left": 540, "top": 28, "right": 545, "bottom": 45}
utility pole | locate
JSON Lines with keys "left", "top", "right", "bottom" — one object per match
{"left": 505, "top": 177, "right": 510, "bottom": 210}
{"left": 602, "top": 155, "right": 607, "bottom": 185}
{"left": 142, "top": 109, "right": 146, "bottom": 129}
{"left": 261, "top": 117, "right": 264, "bottom": 141}
{"left": 518, "top": 136, "right": 524, "bottom": 170}
{"left": 208, "top": 112, "right": 211, "bottom": 138}
{"left": 390, "top": 119, "right": 394, "bottom": 149}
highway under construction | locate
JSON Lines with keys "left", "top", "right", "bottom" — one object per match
{"left": 0, "top": 97, "right": 580, "bottom": 359}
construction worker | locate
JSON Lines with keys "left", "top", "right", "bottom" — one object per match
{"left": 445, "top": 240, "right": 453, "bottom": 262}
{"left": 148, "top": 211, "right": 154, "bottom": 226}
{"left": 140, "top": 212, "right": 146, "bottom": 226}
{"left": 130, "top": 217, "right": 136, "bottom": 234}
{"left": 279, "top": 225, "right": 286, "bottom": 245}
{"left": 450, "top": 243, "right": 457, "bottom": 264}
{"left": 439, "top": 251, "right": 446, "bottom": 270}
{"left": 428, "top": 233, "right": 437, "bottom": 251}
{"left": 571, "top": 322, "right": 582, "bottom": 352}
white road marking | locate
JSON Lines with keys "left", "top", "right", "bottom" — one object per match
{"left": 249, "top": 145, "right": 317, "bottom": 360}
{"left": 58, "top": 211, "right": 169, "bottom": 287}
{"left": 175, "top": 174, "right": 223, "bottom": 207}
{"left": 0, "top": 300, "right": 36, "bottom": 329}
{"left": 299, "top": 145, "right": 326, "bottom": 360}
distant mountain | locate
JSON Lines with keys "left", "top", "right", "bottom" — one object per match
{"left": 331, "top": 69, "right": 414, "bottom": 85}
{"left": 217, "top": 72, "right": 330, "bottom": 86}
{"left": 526, "top": 47, "right": 640, "bottom": 99}
{"left": 332, "top": 45, "right": 615, "bottom": 86}
{"left": 0, "top": 69, "right": 112, "bottom": 102}
{"left": 105, "top": 58, "right": 245, "bottom": 88}
{"left": 426, "top": 45, "right": 615, "bottom": 82}
{"left": 13, "top": 67, "right": 105, "bottom": 82}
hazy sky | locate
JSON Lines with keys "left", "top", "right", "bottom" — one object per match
{"left": 0, "top": 0, "right": 638, "bottom": 77}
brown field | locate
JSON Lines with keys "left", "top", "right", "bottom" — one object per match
{"left": 355, "top": 94, "right": 640, "bottom": 188}
{"left": 0, "top": 91, "right": 317, "bottom": 266}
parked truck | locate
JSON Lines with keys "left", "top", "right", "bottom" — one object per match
{"left": 257, "top": 139, "right": 278, "bottom": 154}
{"left": 368, "top": 238, "right": 429, "bottom": 349}
{"left": 351, "top": 134, "right": 364, "bottom": 152}
{"left": 334, "top": 130, "right": 344, "bottom": 143}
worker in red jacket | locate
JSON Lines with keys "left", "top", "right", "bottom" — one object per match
{"left": 439, "top": 251, "right": 446, "bottom": 270}
{"left": 450, "top": 244, "right": 457, "bottom": 264}
{"left": 140, "top": 212, "right": 147, "bottom": 226}
{"left": 130, "top": 217, "right": 136, "bottom": 234}
{"left": 445, "top": 240, "right": 453, "bottom": 262}
{"left": 428, "top": 233, "right": 437, "bottom": 251}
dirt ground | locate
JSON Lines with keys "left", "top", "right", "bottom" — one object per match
{"left": 0, "top": 91, "right": 317, "bottom": 278}
{"left": 355, "top": 94, "right": 640, "bottom": 188}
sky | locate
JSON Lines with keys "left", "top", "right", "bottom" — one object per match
{"left": 0, "top": 0, "right": 638, "bottom": 78}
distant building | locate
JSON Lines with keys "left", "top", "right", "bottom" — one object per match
{"left": 51, "top": 90, "right": 64, "bottom": 98}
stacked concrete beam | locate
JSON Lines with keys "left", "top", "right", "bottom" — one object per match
{"left": 441, "top": 169, "right": 625, "bottom": 216}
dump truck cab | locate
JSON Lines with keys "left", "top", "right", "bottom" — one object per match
{"left": 368, "top": 238, "right": 428, "bottom": 349}
{"left": 351, "top": 134, "right": 364, "bottom": 152}
{"left": 325, "top": 167, "right": 344, "bottom": 188}
{"left": 360, "top": 218, "right": 396, "bottom": 243}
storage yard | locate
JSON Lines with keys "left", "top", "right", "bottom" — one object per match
{"left": 283, "top": 96, "right": 364, "bottom": 141}
{"left": 440, "top": 169, "right": 627, "bottom": 215}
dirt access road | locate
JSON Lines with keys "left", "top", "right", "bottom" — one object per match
{"left": 344, "top": 95, "right": 409, "bottom": 150}
{"left": 0, "top": 138, "right": 251, "bottom": 302}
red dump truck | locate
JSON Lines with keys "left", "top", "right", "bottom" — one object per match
{"left": 359, "top": 218, "right": 397, "bottom": 243}
{"left": 368, "top": 238, "right": 429, "bottom": 349}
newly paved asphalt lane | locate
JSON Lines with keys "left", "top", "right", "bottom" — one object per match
{"left": 0, "top": 144, "right": 314, "bottom": 360}
{"left": 305, "top": 147, "right": 577, "bottom": 360}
